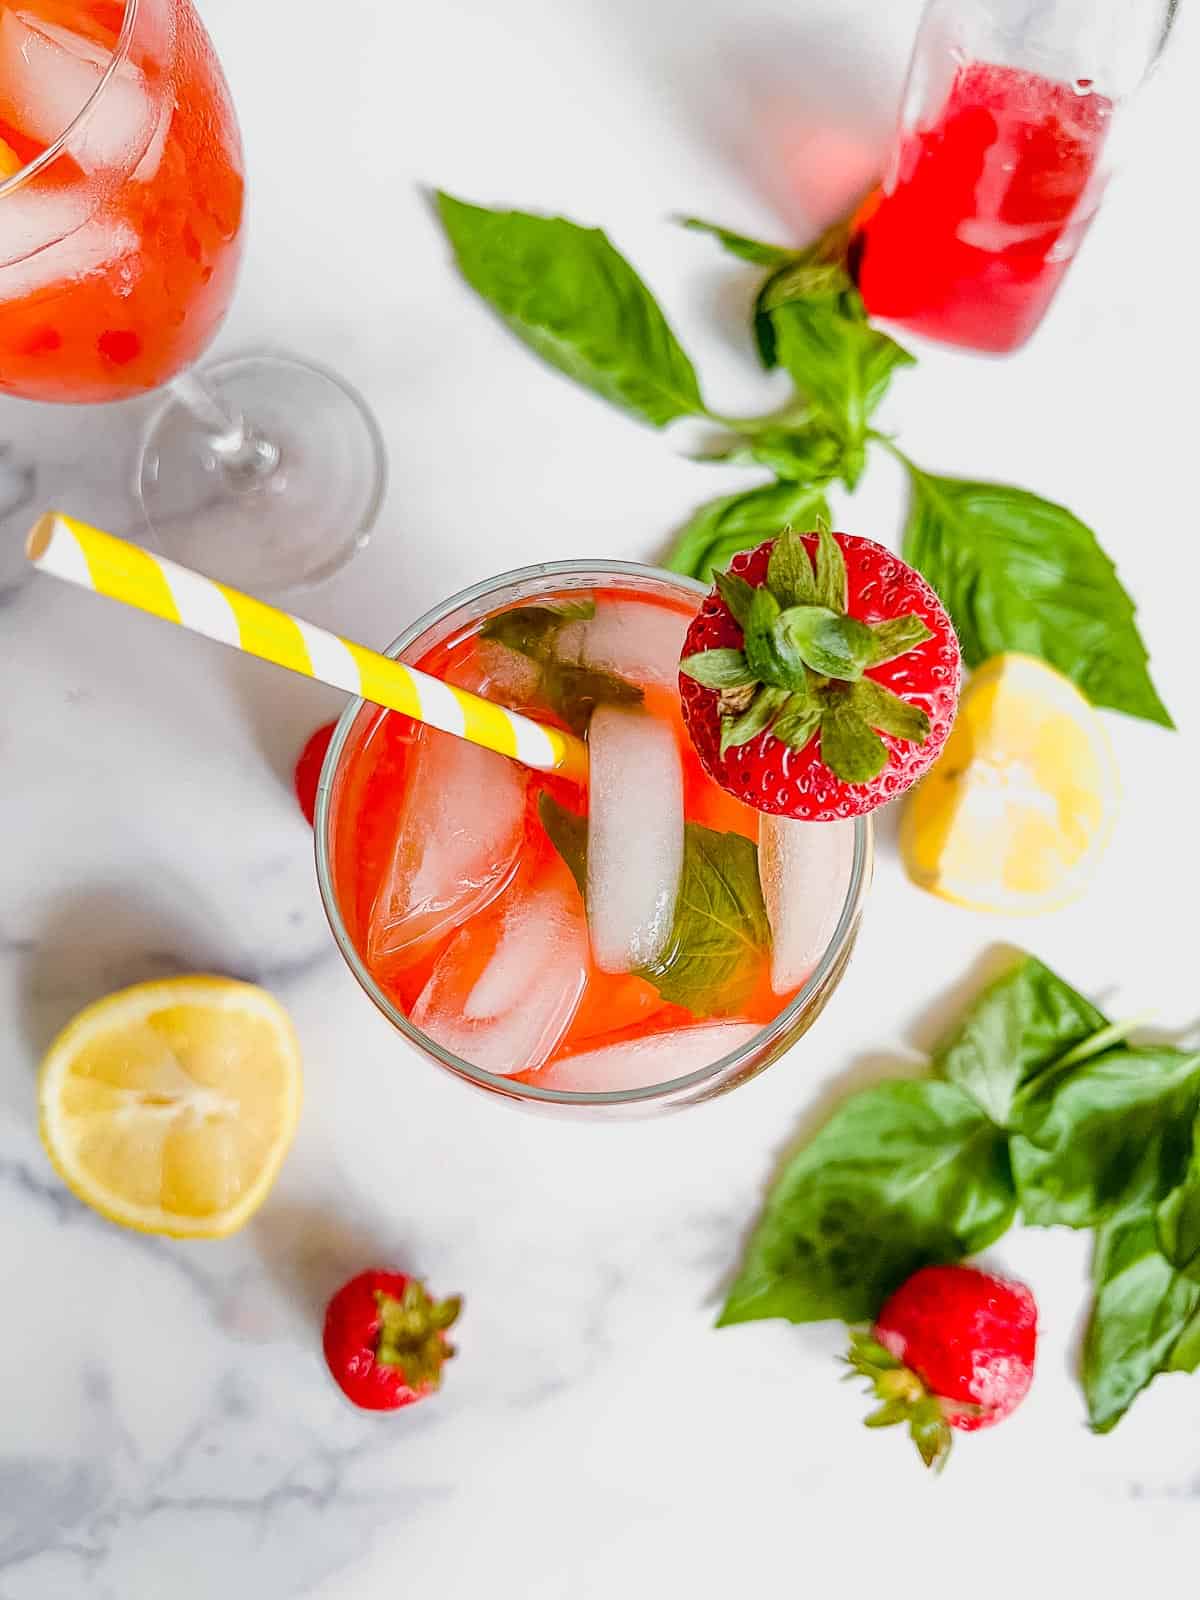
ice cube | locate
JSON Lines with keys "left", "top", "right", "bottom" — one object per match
{"left": 366, "top": 729, "right": 527, "bottom": 966}
{"left": 0, "top": 185, "right": 92, "bottom": 268}
{"left": 0, "top": 208, "right": 136, "bottom": 301}
{"left": 537, "top": 1022, "right": 761, "bottom": 1093}
{"left": 131, "top": 100, "right": 171, "bottom": 184}
{"left": 758, "top": 815, "right": 856, "bottom": 994}
{"left": 555, "top": 598, "right": 693, "bottom": 687}
{"left": 411, "top": 862, "right": 588, "bottom": 1075}
{"left": 443, "top": 638, "right": 542, "bottom": 708}
{"left": 586, "top": 705, "right": 683, "bottom": 973}
{"left": 0, "top": 11, "right": 155, "bottom": 173}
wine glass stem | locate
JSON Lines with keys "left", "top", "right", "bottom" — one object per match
{"left": 168, "top": 369, "right": 280, "bottom": 482}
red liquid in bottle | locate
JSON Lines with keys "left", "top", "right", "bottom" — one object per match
{"left": 853, "top": 61, "right": 1112, "bottom": 353}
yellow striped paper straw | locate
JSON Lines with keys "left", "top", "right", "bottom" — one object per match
{"left": 26, "top": 512, "right": 589, "bottom": 784}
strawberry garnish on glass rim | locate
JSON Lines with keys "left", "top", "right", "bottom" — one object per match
{"left": 678, "top": 527, "right": 961, "bottom": 819}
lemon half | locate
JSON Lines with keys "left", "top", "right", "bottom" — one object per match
{"left": 901, "top": 653, "right": 1118, "bottom": 914}
{"left": 39, "top": 977, "right": 302, "bottom": 1238}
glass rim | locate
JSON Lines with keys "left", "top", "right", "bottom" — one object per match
{"left": 0, "top": 0, "right": 143, "bottom": 200}
{"left": 314, "top": 557, "right": 873, "bottom": 1109}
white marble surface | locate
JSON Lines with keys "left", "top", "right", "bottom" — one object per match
{"left": 3, "top": 0, "right": 1200, "bottom": 1593}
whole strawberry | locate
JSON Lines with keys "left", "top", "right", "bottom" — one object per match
{"left": 678, "top": 528, "right": 960, "bottom": 818}
{"left": 847, "top": 1263, "right": 1037, "bottom": 1470}
{"left": 323, "top": 1269, "right": 461, "bottom": 1412}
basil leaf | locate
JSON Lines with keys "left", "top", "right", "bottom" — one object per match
{"left": 865, "top": 615, "right": 934, "bottom": 667}
{"left": 679, "top": 648, "right": 757, "bottom": 690}
{"left": 1009, "top": 1047, "right": 1200, "bottom": 1228}
{"left": 817, "top": 690, "right": 888, "bottom": 783}
{"left": 779, "top": 605, "right": 873, "bottom": 681}
{"left": 1083, "top": 1212, "right": 1200, "bottom": 1433}
{"left": 1168, "top": 1304, "right": 1200, "bottom": 1371}
{"left": 664, "top": 480, "right": 833, "bottom": 583}
{"left": 638, "top": 824, "right": 770, "bottom": 1015}
{"left": 481, "top": 602, "right": 643, "bottom": 734}
{"left": 812, "top": 524, "right": 847, "bottom": 611}
{"left": 712, "top": 569, "right": 757, "bottom": 630}
{"left": 537, "top": 793, "right": 587, "bottom": 898}
{"left": 898, "top": 459, "right": 1172, "bottom": 728}
{"left": 720, "top": 685, "right": 789, "bottom": 754}
{"left": 932, "top": 954, "right": 1108, "bottom": 1128}
{"left": 746, "top": 588, "right": 811, "bottom": 692}
{"left": 436, "top": 191, "right": 704, "bottom": 427}
{"left": 704, "top": 425, "right": 843, "bottom": 484}
{"left": 1156, "top": 1125, "right": 1200, "bottom": 1279}
{"left": 679, "top": 216, "right": 797, "bottom": 267}
{"left": 767, "top": 528, "right": 817, "bottom": 608}
{"left": 850, "top": 677, "right": 930, "bottom": 743}
{"left": 719, "top": 1080, "right": 1016, "bottom": 1327}
{"left": 770, "top": 292, "right": 915, "bottom": 485}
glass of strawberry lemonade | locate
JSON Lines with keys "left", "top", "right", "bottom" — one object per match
{"left": 316, "top": 538, "right": 957, "bottom": 1113}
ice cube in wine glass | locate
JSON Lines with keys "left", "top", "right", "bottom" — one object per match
{"left": 537, "top": 1022, "right": 761, "bottom": 1092}
{"left": 366, "top": 729, "right": 527, "bottom": 967}
{"left": 556, "top": 597, "right": 693, "bottom": 688}
{"left": 411, "top": 859, "right": 588, "bottom": 1075}
{"left": 0, "top": 185, "right": 92, "bottom": 268}
{"left": 586, "top": 704, "right": 684, "bottom": 973}
{"left": 0, "top": 10, "right": 155, "bottom": 173}
{"left": 0, "top": 204, "right": 135, "bottom": 301}
{"left": 758, "top": 814, "right": 855, "bottom": 994}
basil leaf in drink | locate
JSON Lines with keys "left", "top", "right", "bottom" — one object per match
{"left": 481, "top": 601, "right": 642, "bottom": 734}
{"left": 719, "top": 1081, "right": 1016, "bottom": 1327}
{"left": 536, "top": 793, "right": 587, "bottom": 898}
{"left": 931, "top": 954, "right": 1108, "bottom": 1128}
{"left": 637, "top": 823, "right": 770, "bottom": 1016}
{"left": 436, "top": 192, "right": 705, "bottom": 427}
{"left": 664, "top": 480, "right": 833, "bottom": 582}
{"left": 1082, "top": 1212, "right": 1200, "bottom": 1433}
{"left": 679, "top": 216, "right": 798, "bottom": 267}
{"left": 813, "top": 689, "right": 888, "bottom": 783}
{"left": 767, "top": 528, "right": 818, "bottom": 609}
{"left": 777, "top": 605, "right": 873, "bottom": 681}
{"left": 720, "top": 685, "right": 789, "bottom": 755}
{"left": 864, "top": 614, "right": 935, "bottom": 667}
{"left": 679, "top": 648, "right": 757, "bottom": 690}
{"left": 898, "top": 458, "right": 1172, "bottom": 727}
{"left": 849, "top": 677, "right": 930, "bottom": 743}
{"left": 1009, "top": 1047, "right": 1200, "bottom": 1228}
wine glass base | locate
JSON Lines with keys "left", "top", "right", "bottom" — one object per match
{"left": 136, "top": 351, "right": 387, "bottom": 592}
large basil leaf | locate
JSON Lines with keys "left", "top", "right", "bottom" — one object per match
{"left": 899, "top": 460, "right": 1172, "bottom": 727}
{"left": 1156, "top": 1121, "right": 1200, "bottom": 1280}
{"left": 719, "top": 1081, "right": 1016, "bottom": 1327}
{"left": 436, "top": 192, "right": 704, "bottom": 427}
{"left": 638, "top": 825, "right": 770, "bottom": 1016}
{"left": 932, "top": 955, "right": 1108, "bottom": 1128}
{"left": 663, "top": 480, "right": 832, "bottom": 582}
{"left": 1010, "top": 1048, "right": 1200, "bottom": 1228}
{"left": 1083, "top": 1212, "right": 1200, "bottom": 1433}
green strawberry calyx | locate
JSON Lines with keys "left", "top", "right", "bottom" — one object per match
{"left": 374, "top": 1281, "right": 462, "bottom": 1389}
{"left": 844, "top": 1330, "right": 987, "bottom": 1472}
{"left": 679, "top": 528, "right": 934, "bottom": 783}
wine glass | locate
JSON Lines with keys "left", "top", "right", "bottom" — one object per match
{"left": 0, "top": 0, "right": 385, "bottom": 591}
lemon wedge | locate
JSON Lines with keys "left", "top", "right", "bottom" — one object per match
{"left": 901, "top": 653, "right": 1118, "bottom": 914}
{"left": 39, "top": 977, "right": 302, "bottom": 1238}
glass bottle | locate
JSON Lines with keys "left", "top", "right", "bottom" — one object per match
{"left": 852, "top": 0, "right": 1179, "bottom": 353}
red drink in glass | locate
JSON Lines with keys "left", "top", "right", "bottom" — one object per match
{"left": 853, "top": 61, "right": 1111, "bottom": 353}
{"left": 318, "top": 565, "right": 871, "bottom": 1112}
{"left": 0, "top": 0, "right": 243, "bottom": 402}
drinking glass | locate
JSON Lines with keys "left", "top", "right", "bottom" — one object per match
{"left": 0, "top": 0, "right": 384, "bottom": 591}
{"left": 853, "top": 0, "right": 1180, "bottom": 352}
{"left": 315, "top": 561, "right": 874, "bottom": 1118}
